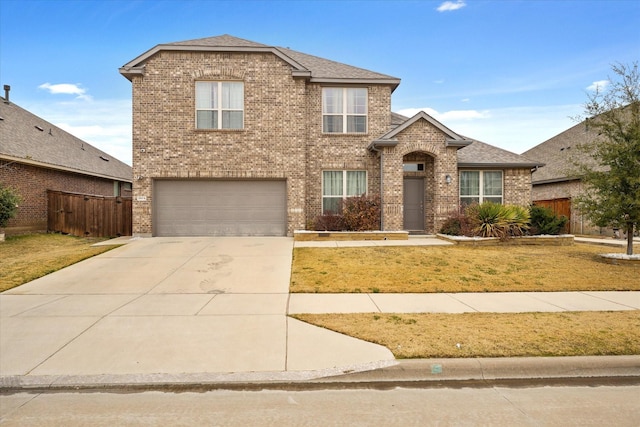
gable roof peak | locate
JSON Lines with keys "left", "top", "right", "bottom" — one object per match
{"left": 165, "top": 34, "right": 269, "bottom": 48}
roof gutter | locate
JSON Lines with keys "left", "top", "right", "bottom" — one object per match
{"left": 458, "top": 162, "right": 544, "bottom": 169}
{"left": 0, "top": 154, "right": 132, "bottom": 183}
{"left": 445, "top": 139, "right": 474, "bottom": 148}
{"left": 367, "top": 139, "right": 398, "bottom": 152}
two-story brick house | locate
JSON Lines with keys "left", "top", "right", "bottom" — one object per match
{"left": 120, "top": 34, "right": 540, "bottom": 237}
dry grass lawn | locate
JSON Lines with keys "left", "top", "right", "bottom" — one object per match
{"left": 0, "top": 234, "right": 117, "bottom": 292}
{"left": 293, "top": 311, "right": 640, "bottom": 358}
{"left": 290, "top": 244, "right": 640, "bottom": 293}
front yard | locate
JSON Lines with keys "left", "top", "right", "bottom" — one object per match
{"left": 0, "top": 234, "right": 117, "bottom": 292}
{"left": 291, "top": 243, "right": 640, "bottom": 358}
{"left": 290, "top": 244, "right": 640, "bottom": 293}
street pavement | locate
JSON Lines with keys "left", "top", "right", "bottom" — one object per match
{"left": 0, "top": 236, "right": 638, "bottom": 391}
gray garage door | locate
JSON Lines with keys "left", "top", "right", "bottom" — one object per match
{"left": 154, "top": 180, "right": 287, "bottom": 236}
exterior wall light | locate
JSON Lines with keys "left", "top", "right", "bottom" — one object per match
{"left": 445, "top": 174, "right": 452, "bottom": 184}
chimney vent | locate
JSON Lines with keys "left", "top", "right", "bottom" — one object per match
{"left": 3, "top": 85, "right": 9, "bottom": 104}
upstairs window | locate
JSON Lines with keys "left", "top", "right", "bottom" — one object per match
{"left": 322, "top": 88, "right": 367, "bottom": 133}
{"left": 196, "top": 81, "right": 244, "bottom": 129}
{"left": 460, "top": 171, "right": 503, "bottom": 206}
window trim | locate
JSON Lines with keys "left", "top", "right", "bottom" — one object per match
{"left": 403, "top": 162, "right": 425, "bottom": 172}
{"left": 322, "top": 170, "right": 368, "bottom": 214}
{"left": 459, "top": 170, "right": 504, "bottom": 205}
{"left": 195, "top": 81, "right": 244, "bottom": 130}
{"left": 322, "top": 87, "right": 368, "bottom": 134}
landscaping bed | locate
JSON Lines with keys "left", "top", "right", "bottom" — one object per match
{"left": 294, "top": 230, "right": 408, "bottom": 241}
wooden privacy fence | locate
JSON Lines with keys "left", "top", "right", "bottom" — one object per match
{"left": 534, "top": 198, "right": 571, "bottom": 234}
{"left": 47, "top": 190, "right": 132, "bottom": 238}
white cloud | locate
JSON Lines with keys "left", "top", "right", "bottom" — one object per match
{"left": 586, "top": 80, "right": 610, "bottom": 92}
{"left": 395, "top": 105, "right": 583, "bottom": 154}
{"left": 436, "top": 0, "right": 466, "bottom": 12}
{"left": 38, "top": 82, "right": 93, "bottom": 101}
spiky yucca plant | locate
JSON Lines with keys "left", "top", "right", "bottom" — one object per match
{"left": 466, "top": 202, "right": 530, "bottom": 239}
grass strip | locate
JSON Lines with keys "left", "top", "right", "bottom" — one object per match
{"left": 292, "top": 311, "right": 640, "bottom": 358}
{"left": 291, "top": 245, "right": 640, "bottom": 293}
{"left": 0, "top": 234, "right": 118, "bottom": 292}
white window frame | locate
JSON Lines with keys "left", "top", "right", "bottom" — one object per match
{"left": 459, "top": 170, "right": 503, "bottom": 206}
{"left": 322, "top": 87, "right": 368, "bottom": 133}
{"left": 322, "top": 170, "right": 367, "bottom": 214}
{"left": 195, "top": 81, "right": 244, "bottom": 130}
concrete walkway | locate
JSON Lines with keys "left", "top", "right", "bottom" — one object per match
{"left": 1, "top": 235, "right": 638, "bottom": 390}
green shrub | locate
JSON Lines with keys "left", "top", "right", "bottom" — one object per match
{"left": 0, "top": 185, "right": 21, "bottom": 229}
{"left": 529, "top": 205, "right": 569, "bottom": 235}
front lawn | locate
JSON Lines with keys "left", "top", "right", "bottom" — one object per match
{"left": 290, "top": 245, "right": 640, "bottom": 293}
{"left": 0, "top": 234, "right": 118, "bottom": 292}
{"left": 293, "top": 311, "right": 640, "bottom": 358}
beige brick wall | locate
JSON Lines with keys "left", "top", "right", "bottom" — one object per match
{"left": 131, "top": 51, "right": 309, "bottom": 236}
{"left": 303, "top": 84, "right": 392, "bottom": 226}
{"left": 378, "top": 120, "right": 460, "bottom": 232}
{"left": 129, "top": 48, "right": 536, "bottom": 236}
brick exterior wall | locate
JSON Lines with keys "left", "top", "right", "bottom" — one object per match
{"left": 0, "top": 160, "right": 131, "bottom": 234}
{"left": 304, "top": 84, "right": 392, "bottom": 226}
{"left": 129, "top": 48, "right": 534, "bottom": 236}
{"left": 130, "top": 51, "right": 308, "bottom": 236}
{"left": 379, "top": 120, "right": 460, "bottom": 232}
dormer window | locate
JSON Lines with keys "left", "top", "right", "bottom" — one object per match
{"left": 322, "top": 88, "right": 367, "bottom": 133}
{"left": 196, "top": 81, "right": 244, "bottom": 129}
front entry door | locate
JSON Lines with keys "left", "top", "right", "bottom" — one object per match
{"left": 403, "top": 178, "right": 425, "bottom": 231}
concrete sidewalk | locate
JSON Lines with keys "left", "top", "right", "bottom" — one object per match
{"left": 1, "top": 236, "right": 639, "bottom": 391}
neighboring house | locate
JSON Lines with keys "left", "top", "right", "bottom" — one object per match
{"left": 0, "top": 89, "right": 133, "bottom": 235}
{"left": 119, "top": 34, "right": 541, "bottom": 237}
{"left": 523, "top": 119, "right": 606, "bottom": 235}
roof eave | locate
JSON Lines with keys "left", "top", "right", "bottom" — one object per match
{"left": 118, "top": 66, "right": 144, "bottom": 81}
{"left": 445, "top": 139, "right": 473, "bottom": 148}
{"left": 532, "top": 176, "right": 580, "bottom": 185}
{"left": 368, "top": 139, "right": 399, "bottom": 152}
{"left": 311, "top": 77, "right": 401, "bottom": 90}
{"left": 458, "top": 162, "right": 544, "bottom": 169}
{"left": 119, "top": 44, "right": 311, "bottom": 79}
{"left": 0, "top": 154, "right": 132, "bottom": 183}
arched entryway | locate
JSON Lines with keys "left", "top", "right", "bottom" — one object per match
{"left": 402, "top": 152, "right": 435, "bottom": 233}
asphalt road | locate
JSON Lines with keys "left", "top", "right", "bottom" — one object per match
{"left": 2, "top": 385, "right": 638, "bottom": 426}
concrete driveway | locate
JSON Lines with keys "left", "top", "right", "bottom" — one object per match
{"left": 0, "top": 237, "right": 394, "bottom": 385}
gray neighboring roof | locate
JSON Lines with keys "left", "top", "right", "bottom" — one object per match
{"left": 457, "top": 140, "right": 543, "bottom": 168}
{"left": 120, "top": 34, "right": 400, "bottom": 89}
{"left": 523, "top": 120, "right": 599, "bottom": 184}
{"left": 390, "top": 112, "right": 409, "bottom": 126}
{"left": 0, "top": 98, "right": 132, "bottom": 182}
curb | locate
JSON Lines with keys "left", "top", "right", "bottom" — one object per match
{"left": 2, "top": 356, "right": 639, "bottom": 393}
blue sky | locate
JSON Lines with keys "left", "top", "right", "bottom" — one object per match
{"left": 1, "top": 0, "right": 638, "bottom": 165}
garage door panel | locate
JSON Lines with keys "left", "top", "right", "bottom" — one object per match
{"left": 154, "top": 180, "right": 286, "bottom": 236}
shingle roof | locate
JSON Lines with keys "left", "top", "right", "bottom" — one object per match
{"left": 523, "top": 120, "right": 600, "bottom": 184}
{"left": 457, "top": 140, "right": 543, "bottom": 168}
{"left": 0, "top": 98, "right": 132, "bottom": 181}
{"left": 120, "top": 34, "right": 400, "bottom": 88}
